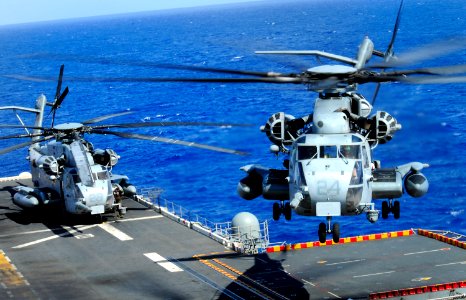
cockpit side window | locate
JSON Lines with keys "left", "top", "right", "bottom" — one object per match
{"left": 93, "top": 168, "right": 109, "bottom": 180}
{"left": 298, "top": 146, "right": 317, "bottom": 160}
{"left": 320, "top": 145, "right": 337, "bottom": 158}
{"left": 339, "top": 145, "right": 360, "bottom": 159}
{"left": 362, "top": 145, "right": 369, "bottom": 168}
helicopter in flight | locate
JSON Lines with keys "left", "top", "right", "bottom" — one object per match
{"left": 0, "top": 65, "right": 247, "bottom": 218}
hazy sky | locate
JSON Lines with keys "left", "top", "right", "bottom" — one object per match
{"left": 0, "top": 0, "right": 259, "bottom": 26}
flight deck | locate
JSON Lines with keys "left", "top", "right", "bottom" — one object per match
{"left": 1, "top": 176, "right": 465, "bottom": 299}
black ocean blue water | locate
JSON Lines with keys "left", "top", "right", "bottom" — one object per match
{"left": 0, "top": 0, "right": 464, "bottom": 243}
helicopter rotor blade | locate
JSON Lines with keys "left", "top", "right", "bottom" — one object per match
{"left": 67, "top": 76, "right": 303, "bottom": 84}
{"left": 371, "top": 83, "right": 381, "bottom": 105}
{"left": 54, "top": 86, "right": 69, "bottom": 109}
{"left": 0, "top": 133, "right": 45, "bottom": 140}
{"left": 82, "top": 111, "right": 133, "bottom": 124}
{"left": 51, "top": 86, "right": 69, "bottom": 127}
{"left": 380, "top": 64, "right": 466, "bottom": 76}
{"left": 17, "top": 52, "right": 291, "bottom": 78}
{"left": 398, "top": 75, "right": 466, "bottom": 84}
{"left": 370, "top": 37, "right": 466, "bottom": 69}
{"left": 90, "top": 129, "right": 248, "bottom": 156}
{"left": 55, "top": 64, "right": 64, "bottom": 100}
{"left": 0, "top": 136, "right": 53, "bottom": 155}
{"left": 385, "top": 0, "right": 403, "bottom": 59}
{"left": 153, "top": 63, "right": 288, "bottom": 77}
{"left": 90, "top": 121, "right": 252, "bottom": 129}
{"left": 2, "top": 75, "right": 303, "bottom": 84}
{"left": 372, "top": 0, "right": 403, "bottom": 105}
{"left": 0, "top": 124, "right": 45, "bottom": 130}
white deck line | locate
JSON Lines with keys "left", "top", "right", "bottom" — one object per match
{"left": 144, "top": 252, "right": 183, "bottom": 272}
{"left": 98, "top": 223, "right": 133, "bottom": 241}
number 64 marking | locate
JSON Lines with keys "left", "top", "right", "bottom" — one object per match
{"left": 317, "top": 180, "right": 339, "bottom": 196}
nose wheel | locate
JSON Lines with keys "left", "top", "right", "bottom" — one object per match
{"left": 318, "top": 217, "right": 340, "bottom": 243}
{"left": 272, "top": 201, "right": 292, "bottom": 221}
{"left": 381, "top": 200, "right": 400, "bottom": 219}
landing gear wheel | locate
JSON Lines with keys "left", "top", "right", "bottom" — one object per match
{"left": 283, "top": 202, "right": 292, "bottom": 221}
{"left": 272, "top": 203, "right": 280, "bottom": 221}
{"left": 382, "top": 201, "right": 389, "bottom": 219}
{"left": 393, "top": 201, "right": 400, "bottom": 219}
{"left": 318, "top": 222, "right": 327, "bottom": 243}
{"left": 332, "top": 223, "right": 340, "bottom": 243}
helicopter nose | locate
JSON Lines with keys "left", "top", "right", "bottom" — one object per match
{"left": 305, "top": 161, "right": 356, "bottom": 203}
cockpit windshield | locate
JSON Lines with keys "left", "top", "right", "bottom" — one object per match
{"left": 298, "top": 146, "right": 317, "bottom": 160}
{"left": 320, "top": 145, "right": 338, "bottom": 158}
{"left": 339, "top": 145, "right": 360, "bottom": 159}
{"left": 297, "top": 143, "right": 362, "bottom": 160}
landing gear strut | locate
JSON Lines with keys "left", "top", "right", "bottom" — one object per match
{"left": 381, "top": 199, "right": 400, "bottom": 219}
{"left": 318, "top": 216, "right": 340, "bottom": 243}
{"left": 272, "top": 201, "right": 292, "bottom": 221}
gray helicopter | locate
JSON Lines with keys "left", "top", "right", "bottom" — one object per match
{"left": 234, "top": 2, "right": 464, "bottom": 242}
{"left": 0, "top": 65, "right": 247, "bottom": 217}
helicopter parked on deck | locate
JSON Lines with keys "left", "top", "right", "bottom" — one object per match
{"left": 0, "top": 65, "right": 247, "bottom": 218}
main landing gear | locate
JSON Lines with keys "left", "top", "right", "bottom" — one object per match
{"left": 272, "top": 201, "right": 292, "bottom": 221}
{"left": 381, "top": 199, "right": 400, "bottom": 219}
{"left": 318, "top": 216, "right": 340, "bottom": 244}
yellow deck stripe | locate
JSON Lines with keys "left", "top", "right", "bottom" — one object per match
{"left": 0, "top": 250, "right": 28, "bottom": 287}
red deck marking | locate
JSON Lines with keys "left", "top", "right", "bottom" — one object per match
{"left": 265, "top": 229, "right": 414, "bottom": 253}
{"left": 370, "top": 280, "right": 466, "bottom": 299}
{"left": 417, "top": 229, "right": 466, "bottom": 250}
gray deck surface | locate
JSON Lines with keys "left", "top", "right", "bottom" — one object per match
{"left": 1, "top": 179, "right": 465, "bottom": 299}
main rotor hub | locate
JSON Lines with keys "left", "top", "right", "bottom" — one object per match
{"left": 52, "top": 122, "right": 84, "bottom": 132}
{"left": 306, "top": 65, "right": 357, "bottom": 74}
{"left": 52, "top": 122, "right": 86, "bottom": 141}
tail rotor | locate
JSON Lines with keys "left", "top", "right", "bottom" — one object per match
{"left": 49, "top": 64, "right": 69, "bottom": 127}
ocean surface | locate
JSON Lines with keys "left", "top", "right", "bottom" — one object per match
{"left": 0, "top": 0, "right": 465, "bottom": 243}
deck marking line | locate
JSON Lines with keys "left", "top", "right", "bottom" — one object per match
{"left": 144, "top": 252, "right": 183, "bottom": 272}
{"left": 167, "top": 257, "right": 243, "bottom": 300}
{"left": 404, "top": 248, "right": 450, "bottom": 256}
{"left": 195, "top": 253, "right": 285, "bottom": 300}
{"left": 116, "top": 215, "right": 163, "bottom": 222}
{"left": 353, "top": 270, "right": 395, "bottom": 278}
{"left": 0, "top": 224, "right": 94, "bottom": 238}
{"left": 0, "top": 250, "right": 29, "bottom": 287}
{"left": 302, "top": 279, "right": 316, "bottom": 286}
{"left": 12, "top": 224, "right": 97, "bottom": 249}
{"left": 211, "top": 258, "right": 288, "bottom": 300}
{"left": 326, "top": 259, "right": 365, "bottom": 266}
{"left": 98, "top": 223, "right": 133, "bottom": 241}
{"left": 327, "top": 291, "right": 342, "bottom": 299}
{"left": 435, "top": 261, "right": 466, "bottom": 267}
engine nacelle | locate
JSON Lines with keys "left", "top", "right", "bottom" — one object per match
{"left": 262, "top": 169, "right": 289, "bottom": 200}
{"left": 12, "top": 187, "right": 47, "bottom": 209}
{"left": 371, "top": 168, "right": 403, "bottom": 199}
{"left": 261, "top": 112, "right": 296, "bottom": 147}
{"left": 237, "top": 172, "right": 263, "bottom": 200}
{"left": 405, "top": 172, "right": 429, "bottom": 198}
{"left": 13, "top": 192, "right": 40, "bottom": 208}
{"left": 237, "top": 166, "right": 289, "bottom": 201}
{"left": 373, "top": 111, "right": 402, "bottom": 144}
{"left": 93, "top": 149, "right": 119, "bottom": 166}
{"left": 36, "top": 155, "right": 59, "bottom": 175}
